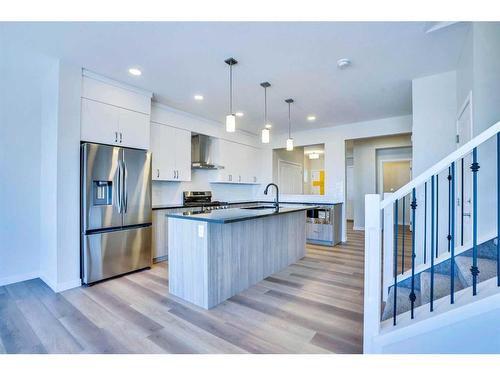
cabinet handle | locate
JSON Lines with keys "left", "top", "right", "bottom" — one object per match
{"left": 229, "top": 174, "right": 232, "bottom": 182}
{"left": 157, "top": 169, "right": 160, "bottom": 178}
{"left": 239, "top": 175, "right": 241, "bottom": 182}
{"left": 115, "top": 131, "right": 118, "bottom": 143}
{"left": 173, "top": 170, "right": 176, "bottom": 179}
{"left": 175, "top": 170, "right": 178, "bottom": 179}
{"left": 120, "top": 132, "right": 123, "bottom": 143}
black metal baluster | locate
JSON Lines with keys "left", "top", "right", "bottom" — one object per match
{"left": 430, "top": 175, "right": 435, "bottom": 311}
{"left": 424, "top": 182, "right": 428, "bottom": 264}
{"left": 393, "top": 200, "right": 399, "bottom": 325}
{"left": 498, "top": 133, "right": 500, "bottom": 287}
{"left": 461, "top": 158, "right": 465, "bottom": 247}
{"left": 451, "top": 162, "right": 456, "bottom": 304}
{"left": 410, "top": 188, "right": 417, "bottom": 318}
{"left": 436, "top": 174, "right": 440, "bottom": 258}
{"left": 448, "top": 167, "right": 452, "bottom": 252}
{"left": 471, "top": 148, "right": 480, "bottom": 296}
{"left": 402, "top": 196, "right": 406, "bottom": 274}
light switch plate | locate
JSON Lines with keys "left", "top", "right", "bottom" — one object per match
{"left": 198, "top": 224, "right": 204, "bottom": 238}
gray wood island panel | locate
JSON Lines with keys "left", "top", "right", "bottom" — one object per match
{"left": 168, "top": 208, "right": 307, "bottom": 309}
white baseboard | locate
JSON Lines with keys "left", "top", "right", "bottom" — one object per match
{"left": 55, "top": 279, "right": 81, "bottom": 292}
{"left": 0, "top": 271, "right": 39, "bottom": 287}
{"left": 40, "top": 274, "right": 57, "bottom": 291}
{"left": 40, "top": 275, "right": 81, "bottom": 293}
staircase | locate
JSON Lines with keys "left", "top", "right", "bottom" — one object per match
{"left": 382, "top": 237, "right": 498, "bottom": 320}
{"left": 363, "top": 120, "right": 500, "bottom": 353}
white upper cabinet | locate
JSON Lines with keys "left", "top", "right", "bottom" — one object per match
{"left": 151, "top": 123, "right": 191, "bottom": 182}
{"left": 212, "top": 139, "right": 261, "bottom": 184}
{"left": 80, "top": 73, "right": 152, "bottom": 150}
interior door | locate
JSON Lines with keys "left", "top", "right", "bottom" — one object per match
{"left": 122, "top": 148, "right": 152, "bottom": 226}
{"left": 457, "top": 96, "right": 473, "bottom": 247}
{"left": 82, "top": 143, "right": 123, "bottom": 231}
{"left": 279, "top": 160, "right": 303, "bottom": 194}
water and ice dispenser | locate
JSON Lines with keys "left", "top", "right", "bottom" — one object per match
{"left": 93, "top": 180, "right": 112, "bottom": 206}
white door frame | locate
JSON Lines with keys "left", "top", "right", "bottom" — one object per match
{"left": 456, "top": 91, "right": 474, "bottom": 140}
{"left": 456, "top": 91, "right": 474, "bottom": 248}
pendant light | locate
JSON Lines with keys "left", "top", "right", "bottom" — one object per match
{"left": 260, "top": 82, "right": 271, "bottom": 144}
{"left": 285, "top": 98, "right": 294, "bottom": 151}
{"left": 224, "top": 57, "right": 238, "bottom": 132}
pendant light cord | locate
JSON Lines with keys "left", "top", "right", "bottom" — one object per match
{"left": 288, "top": 102, "right": 291, "bottom": 138}
{"left": 264, "top": 87, "right": 267, "bottom": 124}
{"left": 229, "top": 63, "right": 233, "bottom": 114}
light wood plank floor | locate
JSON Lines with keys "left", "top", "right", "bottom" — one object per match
{"left": 0, "top": 224, "right": 364, "bottom": 354}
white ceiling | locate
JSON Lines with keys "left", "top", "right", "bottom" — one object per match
{"left": 2, "top": 22, "right": 469, "bottom": 134}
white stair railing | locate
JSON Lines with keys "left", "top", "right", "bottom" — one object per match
{"left": 364, "top": 120, "right": 500, "bottom": 353}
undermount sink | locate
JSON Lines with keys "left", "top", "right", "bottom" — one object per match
{"left": 241, "top": 205, "right": 278, "bottom": 210}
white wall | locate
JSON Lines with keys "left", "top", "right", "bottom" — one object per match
{"left": 412, "top": 71, "right": 458, "bottom": 263}
{"left": 412, "top": 71, "right": 458, "bottom": 176}
{"left": 352, "top": 135, "right": 412, "bottom": 229}
{"left": 260, "top": 115, "right": 413, "bottom": 240}
{"left": 37, "top": 61, "right": 83, "bottom": 292}
{"left": 0, "top": 39, "right": 56, "bottom": 286}
{"left": 470, "top": 22, "right": 500, "bottom": 242}
{"left": 0, "top": 37, "right": 82, "bottom": 290}
{"left": 151, "top": 103, "right": 261, "bottom": 205}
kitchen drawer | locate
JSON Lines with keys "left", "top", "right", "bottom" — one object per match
{"left": 306, "top": 223, "right": 333, "bottom": 242}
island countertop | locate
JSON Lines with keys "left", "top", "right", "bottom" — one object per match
{"left": 166, "top": 205, "right": 316, "bottom": 224}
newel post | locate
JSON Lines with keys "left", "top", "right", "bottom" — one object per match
{"left": 364, "top": 194, "right": 382, "bottom": 354}
{"left": 382, "top": 193, "right": 394, "bottom": 301}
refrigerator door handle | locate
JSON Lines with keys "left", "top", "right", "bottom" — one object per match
{"left": 116, "top": 160, "right": 122, "bottom": 213}
{"left": 123, "top": 161, "right": 128, "bottom": 213}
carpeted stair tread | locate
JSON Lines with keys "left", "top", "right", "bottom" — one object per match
{"left": 420, "top": 271, "right": 464, "bottom": 304}
{"left": 455, "top": 255, "right": 498, "bottom": 287}
{"left": 382, "top": 286, "right": 421, "bottom": 321}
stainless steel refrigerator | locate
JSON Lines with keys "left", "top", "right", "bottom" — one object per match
{"left": 81, "top": 142, "right": 152, "bottom": 285}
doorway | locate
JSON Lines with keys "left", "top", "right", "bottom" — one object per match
{"left": 380, "top": 160, "right": 412, "bottom": 193}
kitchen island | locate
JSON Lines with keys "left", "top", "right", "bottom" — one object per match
{"left": 167, "top": 206, "right": 313, "bottom": 308}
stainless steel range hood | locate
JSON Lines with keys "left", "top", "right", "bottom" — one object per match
{"left": 191, "top": 134, "right": 224, "bottom": 170}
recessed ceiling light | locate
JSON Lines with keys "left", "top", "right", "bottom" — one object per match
{"left": 194, "top": 95, "right": 204, "bottom": 101}
{"left": 235, "top": 112, "right": 244, "bottom": 117}
{"left": 307, "top": 115, "right": 316, "bottom": 121}
{"left": 337, "top": 58, "right": 351, "bottom": 69}
{"left": 128, "top": 68, "right": 142, "bottom": 76}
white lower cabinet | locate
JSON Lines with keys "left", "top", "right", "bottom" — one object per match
{"left": 151, "top": 123, "right": 191, "bottom": 182}
{"left": 81, "top": 98, "right": 150, "bottom": 149}
{"left": 152, "top": 207, "right": 201, "bottom": 261}
{"left": 152, "top": 210, "right": 168, "bottom": 262}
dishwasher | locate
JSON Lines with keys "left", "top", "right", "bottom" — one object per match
{"left": 306, "top": 204, "right": 342, "bottom": 246}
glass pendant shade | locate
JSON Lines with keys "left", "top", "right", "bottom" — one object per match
{"left": 226, "top": 114, "right": 236, "bottom": 132}
{"left": 261, "top": 128, "right": 270, "bottom": 143}
{"left": 286, "top": 138, "right": 294, "bottom": 151}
